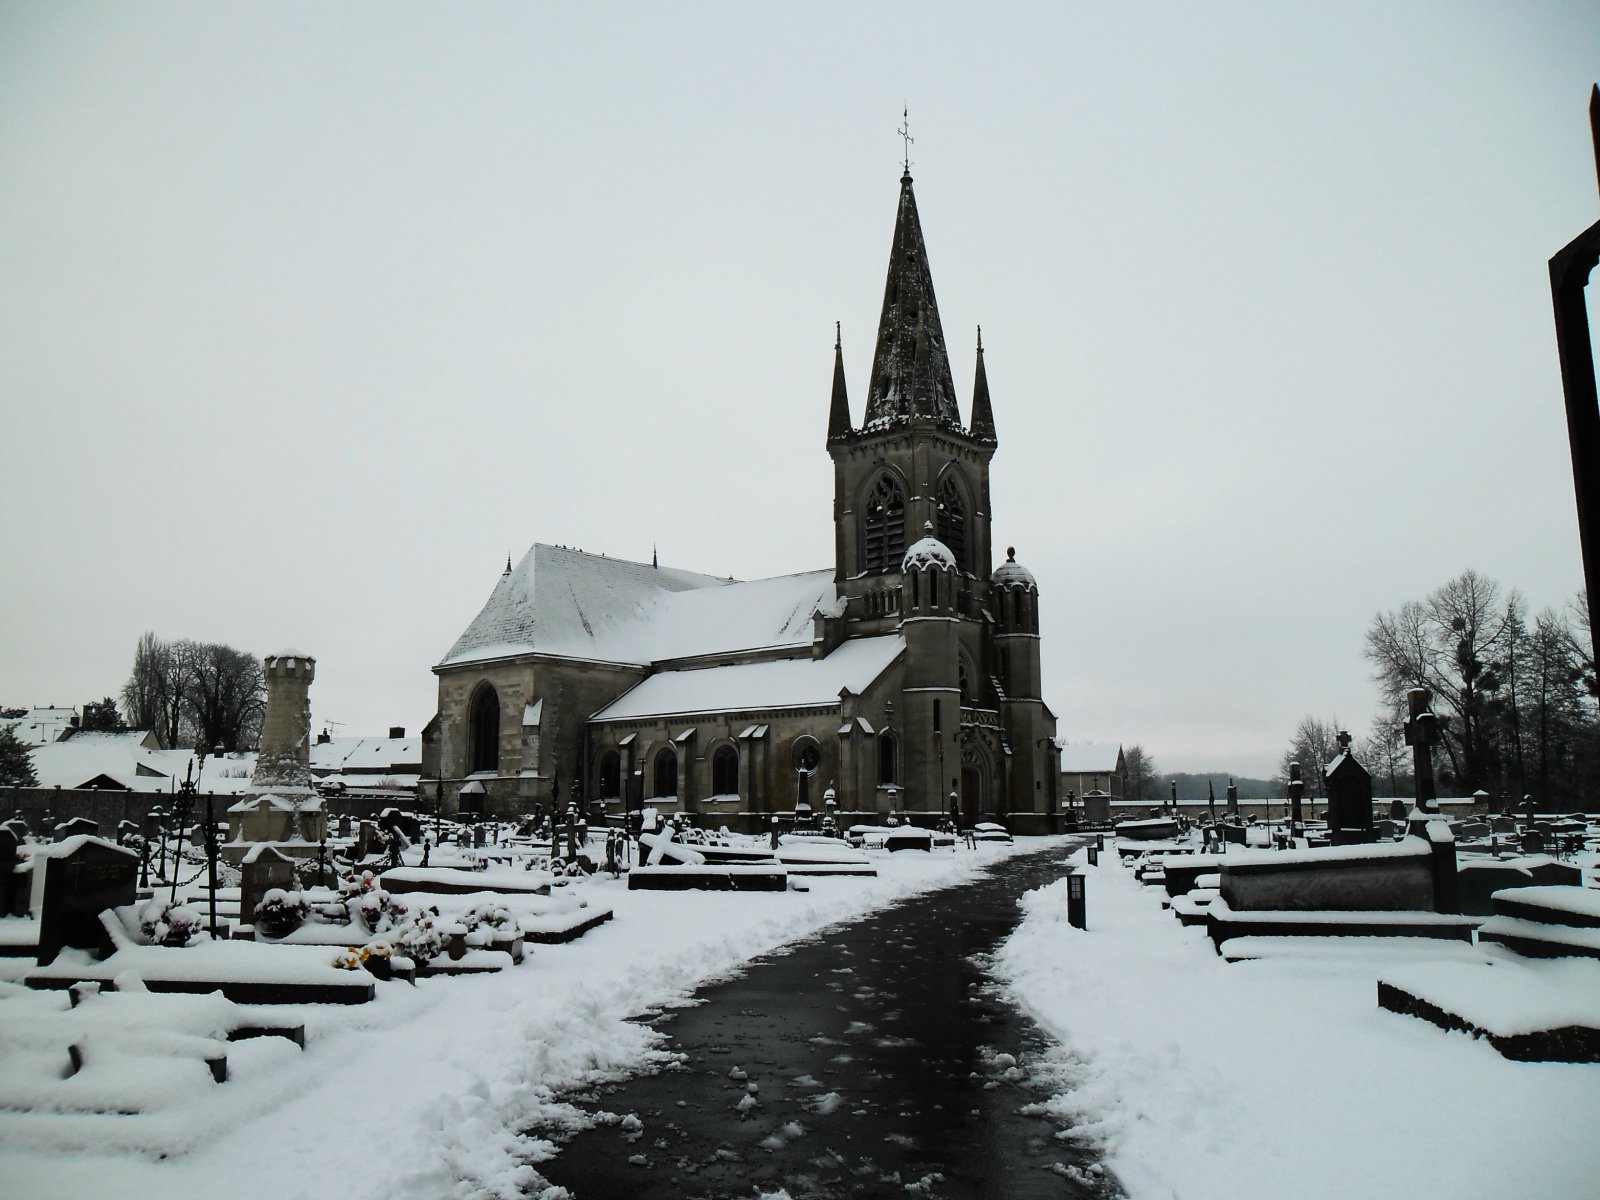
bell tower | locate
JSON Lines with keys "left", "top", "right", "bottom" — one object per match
{"left": 827, "top": 170, "right": 997, "bottom": 630}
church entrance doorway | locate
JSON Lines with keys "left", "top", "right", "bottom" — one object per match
{"left": 961, "top": 766, "right": 981, "bottom": 821}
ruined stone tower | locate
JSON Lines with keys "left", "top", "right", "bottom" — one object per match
{"left": 249, "top": 652, "right": 316, "bottom": 793}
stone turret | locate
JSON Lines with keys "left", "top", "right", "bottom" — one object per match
{"left": 250, "top": 652, "right": 316, "bottom": 794}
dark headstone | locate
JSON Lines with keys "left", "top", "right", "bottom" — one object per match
{"left": 338, "top": 814, "right": 353, "bottom": 838}
{"left": 1521, "top": 830, "right": 1546, "bottom": 855}
{"left": 36, "top": 838, "right": 138, "bottom": 965}
{"left": 356, "top": 821, "right": 379, "bottom": 859}
{"left": 0, "top": 827, "right": 19, "bottom": 917}
{"left": 240, "top": 844, "right": 298, "bottom": 928}
{"left": 473, "top": 826, "right": 487, "bottom": 848}
{"left": 1325, "top": 735, "right": 1374, "bottom": 845}
{"left": 53, "top": 816, "right": 99, "bottom": 843}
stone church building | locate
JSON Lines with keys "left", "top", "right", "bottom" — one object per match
{"left": 422, "top": 171, "right": 1060, "bottom": 833}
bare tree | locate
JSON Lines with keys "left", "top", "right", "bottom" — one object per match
{"left": 1122, "top": 745, "right": 1157, "bottom": 804}
{"left": 1279, "top": 715, "right": 1341, "bottom": 799}
{"left": 121, "top": 632, "right": 184, "bottom": 748}
{"left": 182, "top": 642, "right": 265, "bottom": 753}
{"left": 1359, "top": 712, "right": 1409, "bottom": 798}
{"left": 1364, "top": 569, "right": 1519, "bottom": 792}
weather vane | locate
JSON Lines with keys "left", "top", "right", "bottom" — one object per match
{"left": 898, "top": 105, "right": 914, "bottom": 174}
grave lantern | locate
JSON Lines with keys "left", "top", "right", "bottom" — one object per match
{"left": 1066, "top": 871, "right": 1087, "bottom": 930}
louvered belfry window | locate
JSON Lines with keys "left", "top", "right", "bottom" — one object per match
{"left": 936, "top": 477, "right": 967, "bottom": 571}
{"left": 863, "top": 476, "right": 907, "bottom": 573}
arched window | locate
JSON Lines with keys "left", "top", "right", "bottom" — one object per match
{"left": 878, "top": 733, "right": 898, "bottom": 786}
{"left": 862, "top": 476, "right": 907, "bottom": 574}
{"left": 711, "top": 745, "right": 739, "bottom": 796}
{"left": 929, "top": 570, "right": 939, "bottom": 607}
{"left": 598, "top": 750, "right": 621, "bottom": 799}
{"left": 468, "top": 685, "right": 500, "bottom": 773}
{"left": 652, "top": 748, "right": 678, "bottom": 797}
{"left": 959, "top": 658, "right": 971, "bottom": 706}
{"left": 936, "top": 476, "right": 968, "bottom": 570}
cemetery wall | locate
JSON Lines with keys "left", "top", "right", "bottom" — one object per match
{"left": 0, "top": 786, "right": 420, "bottom": 835}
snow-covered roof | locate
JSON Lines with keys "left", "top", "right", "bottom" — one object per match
{"left": 592, "top": 636, "right": 904, "bottom": 722}
{"left": 439, "top": 544, "right": 835, "bottom": 669}
{"left": 1, "top": 707, "right": 78, "bottom": 747}
{"left": 902, "top": 532, "right": 956, "bottom": 572}
{"left": 991, "top": 547, "right": 1036, "bottom": 588}
{"left": 29, "top": 736, "right": 173, "bottom": 792}
{"left": 1059, "top": 742, "right": 1122, "bottom": 773}
{"left": 308, "top": 736, "right": 421, "bottom": 775}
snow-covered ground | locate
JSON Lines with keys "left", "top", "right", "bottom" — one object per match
{"left": 995, "top": 846, "right": 1600, "bottom": 1200}
{"left": 1, "top": 839, "right": 1046, "bottom": 1200}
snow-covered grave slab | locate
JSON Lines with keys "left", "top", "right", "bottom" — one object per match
{"left": 1205, "top": 896, "right": 1480, "bottom": 953}
{"left": 1479, "top": 883, "right": 1600, "bottom": 960}
{"left": 379, "top": 865, "right": 553, "bottom": 895}
{"left": 628, "top": 863, "right": 789, "bottom": 891}
{"left": 25, "top": 913, "right": 374, "bottom": 1005}
{"left": 0, "top": 917, "right": 40, "bottom": 958}
{"left": 883, "top": 826, "right": 934, "bottom": 852}
{"left": 773, "top": 837, "right": 876, "bottom": 876}
{"left": 1378, "top": 957, "right": 1600, "bottom": 1061}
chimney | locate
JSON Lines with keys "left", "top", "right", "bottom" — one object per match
{"left": 389, "top": 726, "right": 405, "bottom": 739}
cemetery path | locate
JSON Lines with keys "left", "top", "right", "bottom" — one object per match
{"left": 533, "top": 842, "right": 1112, "bottom": 1200}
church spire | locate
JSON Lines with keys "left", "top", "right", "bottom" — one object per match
{"left": 969, "top": 325, "right": 996, "bottom": 444}
{"left": 827, "top": 321, "right": 852, "bottom": 442}
{"left": 863, "top": 172, "right": 960, "bottom": 428}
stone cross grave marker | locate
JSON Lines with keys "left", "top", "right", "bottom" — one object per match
{"left": 36, "top": 837, "right": 138, "bottom": 965}
{"left": 53, "top": 816, "right": 99, "bottom": 843}
{"left": 1325, "top": 731, "right": 1375, "bottom": 846}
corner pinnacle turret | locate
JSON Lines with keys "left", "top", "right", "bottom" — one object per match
{"left": 862, "top": 172, "right": 961, "bottom": 428}
{"left": 827, "top": 321, "right": 852, "bottom": 442}
{"left": 969, "top": 325, "right": 996, "bottom": 444}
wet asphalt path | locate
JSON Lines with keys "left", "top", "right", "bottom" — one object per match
{"left": 533, "top": 843, "right": 1114, "bottom": 1200}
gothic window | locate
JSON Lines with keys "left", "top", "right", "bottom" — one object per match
{"left": 878, "top": 733, "right": 898, "bottom": 786}
{"left": 712, "top": 745, "right": 739, "bottom": 796}
{"left": 936, "top": 477, "right": 968, "bottom": 571}
{"left": 468, "top": 684, "right": 500, "bottom": 774}
{"left": 929, "top": 570, "right": 939, "bottom": 607}
{"left": 959, "top": 658, "right": 971, "bottom": 706}
{"left": 862, "top": 476, "right": 907, "bottom": 574}
{"left": 598, "top": 750, "right": 621, "bottom": 799}
{"left": 792, "top": 737, "right": 822, "bottom": 775}
{"left": 653, "top": 747, "right": 678, "bottom": 797}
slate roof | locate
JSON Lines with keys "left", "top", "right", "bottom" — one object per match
{"left": 440, "top": 544, "right": 835, "bottom": 669}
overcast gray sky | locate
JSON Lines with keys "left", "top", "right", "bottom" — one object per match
{"left": 2, "top": 3, "right": 1597, "bottom": 778}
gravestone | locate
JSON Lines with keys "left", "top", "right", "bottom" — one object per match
{"left": 240, "top": 844, "right": 297, "bottom": 929}
{"left": 1324, "top": 733, "right": 1374, "bottom": 846}
{"left": 473, "top": 826, "right": 487, "bottom": 849}
{"left": 53, "top": 816, "right": 99, "bottom": 843}
{"left": 36, "top": 838, "right": 138, "bottom": 965}
{"left": 1521, "top": 829, "right": 1545, "bottom": 855}
{"left": 1226, "top": 780, "right": 1239, "bottom": 818}
{"left": 116, "top": 819, "right": 141, "bottom": 845}
{"left": 0, "top": 826, "right": 20, "bottom": 917}
{"left": 339, "top": 814, "right": 353, "bottom": 838}
{"left": 356, "top": 821, "right": 379, "bottom": 860}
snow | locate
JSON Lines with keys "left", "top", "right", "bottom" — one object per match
{"left": 993, "top": 847, "right": 1600, "bottom": 1200}
{"left": 1379, "top": 958, "right": 1600, "bottom": 1036}
{"left": 1221, "top": 836, "right": 1431, "bottom": 868}
{"left": 0, "top": 838, "right": 1040, "bottom": 1200}
{"left": 439, "top": 544, "right": 837, "bottom": 669}
{"left": 901, "top": 534, "right": 955, "bottom": 571}
{"left": 1493, "top": 883, "right": 1600, "bottom": 919}
{"left": 1058, "top": 742, "right": 1120, "bottom": 773}
{"left": 592, "top": 635, "right": 904, "bottom": 721}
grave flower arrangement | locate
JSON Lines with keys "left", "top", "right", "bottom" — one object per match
{"left": 391, "top": 906, "right": 445, "bottom": 963}
{"left": 462, "top": 903, "right": 514, "bottom": 932}
{"left": 137, "top": 898, "right": 203, "bottom": 947}
{"left": 253, "top": 888, "right": 310, "bottom": 938}
{"left": 348, "top": 887, "right": 408, "bottom": 935}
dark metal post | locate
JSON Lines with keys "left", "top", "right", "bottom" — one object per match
{"left": 1549, "top": 85, "right": 1600, "bottom": 658}
{"left": 1066, "top": 871, "right": 1086, "bottom": 930}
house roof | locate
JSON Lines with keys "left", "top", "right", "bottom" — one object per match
{"left": 591, "top": 635, "right": 905, "bottom": 723}
{"left": 2, "top": 707, "right": 78, "bottom": 747}
{"left": 440, "top": 543, "right": 835, "bottom": 669}
{"left": 309, "top": 736, "right": 421, "bottom": 774}
{"left": 1059, "top": 742, "right": 1122, "bottom": 774}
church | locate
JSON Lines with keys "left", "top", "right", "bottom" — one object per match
{"left": 421, "top": 169, "right": 1061, "bottom": 833}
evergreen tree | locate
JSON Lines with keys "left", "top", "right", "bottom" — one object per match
{"left": 0, "top": 726, "right": 37, "bottom": 787}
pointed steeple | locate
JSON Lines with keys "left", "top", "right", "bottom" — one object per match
{"left": 863, "top": 173, "right": 960, "bottom": 427}
{"left": 969, "top": 325, "right": 996, "bottom": 444}
{"left": 827, "top": 321, "right": 852, "bottom": 442}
